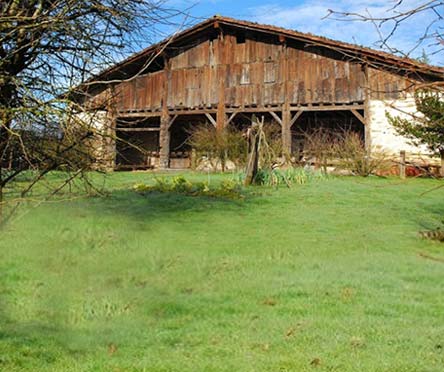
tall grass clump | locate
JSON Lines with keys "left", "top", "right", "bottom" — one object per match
{"left": 241, "top": 167, "right": 328, "bottom": 187}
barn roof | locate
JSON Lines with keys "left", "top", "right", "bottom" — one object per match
{"left": 86, "top": 15, "right": 444, "bottom": 85}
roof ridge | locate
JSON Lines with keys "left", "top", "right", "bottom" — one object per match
{"left": 84, "top": 15, "right": 444, "bottom": 86}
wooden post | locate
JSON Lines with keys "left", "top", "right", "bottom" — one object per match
{"left": 282, "top": 108, "right": 292, "bottom": 155}
{"left": 216, "top": 32, "right": 226, "bottom": 130}
{"left": 159, "top": 113, "right": 170, "bottom": 169}
{"left": 159, "top": 57, "right": 171, "bottom": 169}
{"left": 281, "top": 40, "right": 292, "bottom": 157}
{"left": 363, "top": 64, "right": 371, "bottom": 155}
{"left": 190, "top": 148, "right": 197, "bottom": 170}
{"left": 399, "top": 150, "right": 406, "bottom": 179}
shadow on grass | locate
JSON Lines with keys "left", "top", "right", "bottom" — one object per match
{"left": 0, "top": 289, "right": 76, "bottom": 369}
{"left": 414, "top": 202, "right": 444, "bottom": 231}
{"left": 88, "top": 188, "right": 252, "bottom": 222}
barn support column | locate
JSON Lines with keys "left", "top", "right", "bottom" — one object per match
{"left": 216, "top": 69, "right": 227, "bottom": 130}
{"left": 159, "top": 113, "right": 170, "bottom": 169}
{"left": 282, "top": 108, "right": 292, "bottom": 155}
{"left": 281, "top": 39, "right": 292, "bottom": 156}
{"left": 216, "top": 23, "right": 226, "bottom": 130}
{"left": 216, "top": 66, "right": 226, "bottom": 129}
{"left": 159, "top": 54, "right": 172, "bottom": 169}
{"left": 364, "top": 64, "right": 371, "bottom": 153}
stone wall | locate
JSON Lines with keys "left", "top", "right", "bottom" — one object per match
{"left": 368, "top": 97, "right": 437, "bottom": 165}
{"left": 76, "top": 110, "right": 116, "bottom": 171}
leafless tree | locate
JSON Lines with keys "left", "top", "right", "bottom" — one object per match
{"left": 0, "top": 1, "right": 188, "bottom": 223}
{"left": 326, "top": 1, "right": 444, "bottom": 60}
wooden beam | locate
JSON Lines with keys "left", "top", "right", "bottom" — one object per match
{"left": 116, "top": 127, "right": 160, "bottom": 132}
{"left": 117, "top": 111, "right": 161, "bottom": 118}
{"left": 205, "top": 113, "right": 217, "bottom": 127}
{"left": 169, "top": 109, "right": 217, "bottom": 116}
{"left": 226, "top": 111, "right": 239, "bottom": 125}
{"left": 118, "top": 105, "right": 364, "bottom": 119}
{"left": 290, "top": 104, "right": 365, "bottom": 112}
{"left": 351, "top": 109, "right": 366, "bottom": 125}
{"left": 168, "top": 114, "right": 178, "bottom": 129}
{"left": 269, "top": 111, "right": 282, "bottom": 125}
{"left": 226, "top": 106, "right": 280, "bottom": 113}
{"left": 289, "top": 111, "right": 303, "bottom": 127}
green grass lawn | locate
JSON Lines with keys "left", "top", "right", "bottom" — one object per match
{"left": 1, "top": 172, "right": 444, "bottom": 371}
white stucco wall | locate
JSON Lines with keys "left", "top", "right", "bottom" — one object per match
{"left": 75, "top": 110, "right": 109, "bottom": 131}
{"left": 368, "top": 97, "right": 434, "bottom": 162}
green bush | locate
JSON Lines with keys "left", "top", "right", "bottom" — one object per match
{"left": 250, "top": 167, "right": 328, "bottom": 187}
{"left": 133, "top": 177, "right": 244, "bottom": 200}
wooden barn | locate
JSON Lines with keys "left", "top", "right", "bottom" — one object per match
{"left": 76, "top": 16, "right": 444, "bottom": 170}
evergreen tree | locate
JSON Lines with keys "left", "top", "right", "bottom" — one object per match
{"left": 387, "top": 90, "right": 444, "bottom": 176}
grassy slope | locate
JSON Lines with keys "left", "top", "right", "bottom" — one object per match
{"left": 1, "top": 172, "right": 444, "bottom": 371}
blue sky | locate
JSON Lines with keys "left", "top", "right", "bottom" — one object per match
{"left": 167, "top": 0, "right": 443, "bottom": 65}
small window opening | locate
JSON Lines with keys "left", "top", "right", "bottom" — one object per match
{"left": 236, "top": 33, "right": 246, "bottom": 44}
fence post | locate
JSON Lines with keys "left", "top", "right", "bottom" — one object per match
{"left": 400, "top": 150, "right": 406, "bottom": 179}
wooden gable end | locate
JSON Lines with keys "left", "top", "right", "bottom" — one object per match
{"left": 112, "top": 27, "right": 427, "bottom": 113}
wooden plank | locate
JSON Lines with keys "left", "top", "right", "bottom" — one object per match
{"left": 269, "top": 110, "right": 282, "bottom": 125}
{"left": 216, "top": 31, "right": 226, "bottom": 129}
{"left": 169, "top": 109, "right": 217, "bottom": 115}
{"left": 168, "top": 114, "right": 178, "bottom": 129}
{"left": 291, "top": 104, "right": 364, "bottom": 112}
{"left": 117, "top": 111, "right": 161, "bottom": 118}
{"left": 289, "top": 111, "right": 303, "bottom": 127}
{"left": 205, "top": 113, "right": 217, "bottom": 127}
{"left": 226, "top": 106, "right": 280, "bottom": 113}
{"left": 351, "top": 109, "right": 366, "bottom": 125}
{"left": 116, "top": 128, "right": 160, "bottom": 132}
{"left": 227, "top": 111, "right": 239, "bottom": 125}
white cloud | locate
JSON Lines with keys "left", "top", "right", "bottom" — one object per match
{"left": 249, "top": 0, "right": 443, "bottom": 64}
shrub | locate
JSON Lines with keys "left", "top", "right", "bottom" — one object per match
{"left": 188, "top": 120, "right": 284, "bottom": 173}
{"left": 187, "top": 125, "right": 247, "bottom": 171}
{"left": 334, "top": 132, "right": 391, "bottom": 176}
{"left": 242, "top": 167, "right": 327, "bottom": 187}
{"left": 133, "top": 177, "right": 245, "bottom": 200}
{"left": 302, "top": 128, "right": 339, "bottom": 173}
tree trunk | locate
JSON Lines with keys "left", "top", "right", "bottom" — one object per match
{"left": 0, "top": 83, "right": 15, "bottom": 224}
{"left": 244, "top": 126, "right": 260, "bottom": 186}
{"left": 0, "top": 167, "right": 3, "bottom": 224}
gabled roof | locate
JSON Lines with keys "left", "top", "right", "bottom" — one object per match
{"left": 87, "top": 15, "right": 444, "bottom": 85}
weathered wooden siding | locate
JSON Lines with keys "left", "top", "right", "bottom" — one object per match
{"left": 116, "top": 70, "right": 165, "bottom": 111}
{"left": 114, "top": 34, "right": 373, "bottom": 112}
{"left": 368, "top": 68, "right": 411, "bottom": 100}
